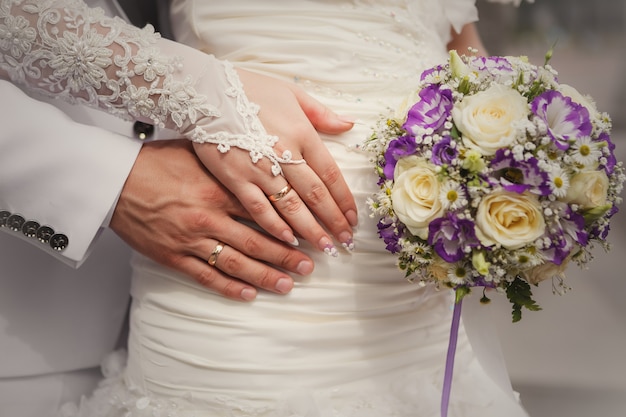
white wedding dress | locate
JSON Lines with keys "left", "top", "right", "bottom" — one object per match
{"left": 54, "top": 1, "right": 530, "bottom": 416}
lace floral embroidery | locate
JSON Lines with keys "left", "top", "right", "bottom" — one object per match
{"left": 190, "top": 61, "right": 304, "bottom": 176}
{"left": 0, "top": 0, "right": 302, "bottom": 175}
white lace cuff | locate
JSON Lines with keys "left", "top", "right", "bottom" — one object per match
{"left": 0, "top": 0, "right": 300, "bottom": 175}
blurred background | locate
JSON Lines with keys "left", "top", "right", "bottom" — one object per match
{"left": 476, "top": 1, "right": 626, "bottom": 416}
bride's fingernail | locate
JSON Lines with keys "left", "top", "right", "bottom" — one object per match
{"left": 282, "top": 230, "right": 299, "bottom": 246}
{"left": 319, "top": 237, "right": 338, "bottom": 257}
{"left": 338, "top": 231, "right": 355, "bottom": 252}
{"left": 338, "top": 114, "right": 357, "bottom": 124}
{"left": 324, "top": 245, "right": 338, "bottom": 257}
{"left": 345, "top": 209, "right": 358, "bottom": 227}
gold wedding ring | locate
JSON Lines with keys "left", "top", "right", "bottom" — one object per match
{"left": 207, "top": 241, "right": 225, "bottom": 266}
{"left": 267, "top": 184, "right": 293, "bottom": 203}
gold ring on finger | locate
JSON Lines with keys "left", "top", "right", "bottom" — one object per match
{"left": 267, "top": 184, "right": 292, "bottom": 203}
{"left": 207, "top": 241, "right": 226, "bottom": 266}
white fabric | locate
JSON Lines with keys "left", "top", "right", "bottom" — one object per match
{"left": 0, "top": 228, "right": 131, "bottom": 379}
{"left": 0, "top": 80, "right": 140, "bottom": 264}
{"left": 0, "top": 2, "right": 135, "bottom": 416}
{"left": 63, "top": 1, "right": 531, "bottom": 416}
{"left": 0, "top": 0, "right": 141, "bottom": 265}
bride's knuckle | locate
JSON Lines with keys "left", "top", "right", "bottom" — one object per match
{"left": 302, "top": 184, "right": 329, "bottom": 206}
{"left": 247, "top": 198, "right": 270, "bottom": 217}
{"left": 278, "top": 194, "right": 304, "bottom": 215}
{"left": 319, "top": 165, "right": 341, "bottom": 186}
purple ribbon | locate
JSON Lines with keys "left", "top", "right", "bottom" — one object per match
{"left": 441, "top": 296, "right": 463, "bottom": 417}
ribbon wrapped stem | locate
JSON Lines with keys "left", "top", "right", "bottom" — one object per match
{"left": 441, "top": 292, "right": 464, "bottom": 417}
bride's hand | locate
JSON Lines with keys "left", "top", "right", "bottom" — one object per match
{"left": 111, "top": 140, "right": 314, "bottom": 301}
{"left": 193, "top": 69, "right": 358, "bottom": 255}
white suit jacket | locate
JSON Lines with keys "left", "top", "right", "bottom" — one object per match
{"left": 0, "top": 0, "right": 146, "bottom": 386}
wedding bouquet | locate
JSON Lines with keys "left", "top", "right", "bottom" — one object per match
{"left": 365, "top": 50, "right": 625, "bottom": 322}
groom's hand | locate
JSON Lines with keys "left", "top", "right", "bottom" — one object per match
{"left": 110, "top": 140, "right": 314, "bottom": 301}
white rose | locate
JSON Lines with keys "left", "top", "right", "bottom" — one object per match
{"left": 563, "top": 170, "right": 609, "bottom": 209}
{"left": 391, "top": 156, "right": 444, "bottom": 239}
{"left": 523, "top": 258, "right": 569, "bottom": 285}
{"left": 394, "top": 89, "right": 421, "bottom": 123}
{"left": 452, "top": 84, "right": 529, "bottom": 155}
{"left": 475, "top": 190, "right": 545, "bottom": 249}
{"left": 558, "top": 84, "right": 599, "bottom": 121}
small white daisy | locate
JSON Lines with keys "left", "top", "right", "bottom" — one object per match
{"left": 439, "top": 180, "right": 467, "bottom": 210}
{"left": 547, "top": 165, "right": 570, "bottom": 198}
{"left": 570, "top": 137, "right": 602, "bottom": 167}
{"left": 447, "top": 263, "right": 470, "bottom": 285}
{"left": 508, "top": 247, "right": 544, "bottom": 269}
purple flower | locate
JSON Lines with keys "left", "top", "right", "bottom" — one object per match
{"left": 428, "top": 213, "right": 481, "bottom": 263}
{"left": 561, "top": 206, "right": 588, "bottom": 247}
{"left": 595, "top": 131, "right": 617, "bottom": 175}
{"left": 377, "top": 219, "right": 404, "bottom": 253}
{"left": 590, "top": 204, "right": 619, "bottom": 240}
{"left": 540, "top": 229, "right": 570, "bottom": 265}
{"left": 531, "top": 90, "right": 592, "bottom": 151}
{"left": 383, "top": 136, "right": 417, "bottom": 179}
{"left": 489, "top": 149, "right": 551, "bottom": 196}
{"left": 541, "top": 205, "right": 587, "bottom": 265}
{"left": 468, "top": 56, "right": 514, "bottom": 76}
{"left": 420, "top": 65, "right": 446, "bottom": 82}
{"left": 403, "top": 84, "right": 453, "bottom": 134}
{"left": 431, "top": 135, "right": 458, "bottom": 166}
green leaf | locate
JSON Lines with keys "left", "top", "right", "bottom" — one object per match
{"left": 506, "top": 276, "right": 542, "bottom": 323}
{"left": 544, "top": 41, "right": 558, "bottom": 67}
{"left": 458, "top": 77, "right": 471, "bottom": 95}
{"left": 583, "top": 204, "right": 612, "bottom": 223}
{"left": 450, "top": 124, "right": 461, "bottom": 140}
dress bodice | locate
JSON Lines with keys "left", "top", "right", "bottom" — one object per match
{"left": 171, "top": 0, "right": 474, "bottom": 103}
{"left": 169, "top": 0, "right": 480, "bottom": 253}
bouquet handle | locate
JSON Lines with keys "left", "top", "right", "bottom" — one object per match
{"left": 441, "top": 295, "right": 463, "bottom": 417}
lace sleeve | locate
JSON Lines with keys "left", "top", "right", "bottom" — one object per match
{"left": 0, "top": 0, "right": 300, "bottom": 175}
